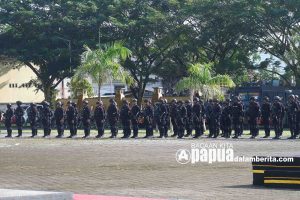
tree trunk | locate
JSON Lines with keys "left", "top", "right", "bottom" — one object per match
{"left": 43, "top": 84, "right": 53, "bottom": 103}
{"left": 190, "top": 89, "right": 194, "bottom": 103}
{"left": 137, "top": 84, "right": 145, "bottom": 107}
{"left": 98, "top": 81, "right": 102, "bottom": 101}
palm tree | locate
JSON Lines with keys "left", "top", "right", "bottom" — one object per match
{"left": 75, "top": 42, "right": 133, "bottom": 100}
{"left": 176, "top": 63, "right": 235, "bottom": 100}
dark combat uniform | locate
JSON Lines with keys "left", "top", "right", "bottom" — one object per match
{"left": 295, "top": 95, "right": 300, "bottom": 137}
{"left": 4, "top": 104, "right": 13, "bottom": 138}
{"left": 176, "top": 101, "right": 187, "bottom": 139}
{"left": 185, "top": 100, "right": 193, "bottom": 137}
{"left": 130, "top": 100, "right": 140, "bottom": 138}
{"left": 208, "top": 100, "right": 221, "bottom": 138}
{"left": 143, "top": 100, "right": 154, "bottom": 138}
{"left": 206, "top": 100, "right": 214, "bottom": 136}
{"left": 286, "top": 95, "right": 298, "bottom": 139}
{"left": 271, "top": 97, "right": 285, "bottom": 139}
{"left": 170, "top": 100, "right": 178, "bottom": 137}
{"left": 247, "top": 97, "right": 261, "bottom": 138}
{"left": 15, "top": 101, "right": 24, "bottom": 137}
{"left": 28, "top": 103, "right": 38, "bottom": 137}
{"left": 261, "top": 97, "right": 271, "bottom": 138}
{"left": 81, "top": 101, "right": 91, "bottom": 138}
{"left": 66, "top": 102, "right": 76, "bottom": 138}
{"left": 120, "top": 101, "right": 131, "bottom": 138}
{"left": 192, "top": 98, "right": 205, "bottom": 138}
{"left": 232, "top": 98, "right": 244, "bottom": 138}
{"left": 107, "top": 99, "right": 119, "bottom": 138}
{"left": 41, "top": 101, "right": 53, "bottom": 137}
{"left": 73, "top": 103, "right": 79, "bottom": 136}
{"left": 157, "top": 100, "right": 168, "bottom": 138}
{"left": 54, "top": 102, "right": 64, "bottom": 138}
{"left": 221, "top": 100, "right": 232, "bottom": 138}
{"left": 94, "top": 101, "right": 106, "bottom": 138}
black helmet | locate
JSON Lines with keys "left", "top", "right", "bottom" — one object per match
{"left": 289, "top": 94, "right": 295, "bottom": 100}
{"left": 193, "top": 97, "right": 199, "bottom": 102}
{"left": 16, "top": 101, "right": 22, "bottom": 105}
{"left": 249, "top": 96, "right": 256, "bottom": 101}
{"left": 178, "top": 100, "right": 183, "bottom": 104}
{"left": 56, "top": 101, "right": 62, "bottom": 106}
{"left": 185, "top": 100, "right": 191, "bottom": 104}
{"left": 7, "top": 103, "right": 11, "bottom": 108}
{"left": 274, "top": 96, "right": 281, "bottom": 101}
{"left": 172, "top": 99, "right": 177, "bottom": 103}
{"left": 42, "top": 101, "right": 50, "bottom": 106}
{"left": 144, "top": 99, "right": 149, "bottom": 103}
{"left": 83, "top": 100, "right": 89, "bottom": 104}
{"left": 132, "top": 99, "right": 137, "bottom": 103}
{"left": 234, "top": 96, "right": 241, "bottom": 101}
{"left": 67, "top": 100, "right": 73, "bottom": 105}
{"left": 263, "top": 96, "right": 269, "bottom": 102}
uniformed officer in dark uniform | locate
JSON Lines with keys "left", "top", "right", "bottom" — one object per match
{"left": 73, "top": 102, "right": 79, "bottom": 136}
{"left": 176, "top": 100, "right": 187, "bottom": 139}
{"left": 15, "top": 101, "right": 24, "bottom": 137}
{"left": 271, "top": 96, "right": 285, "bottom": 139}
{"left": 66, "top": 101, "right": 76, "bottom": 138}
{"left": 232, "top": 96, "right": 244, "bottom": 139}
{"left": 28, "top": 103, "right": 38, "bottom": 137}
{"left": 184, "top": 100, "right": 193, "bottom": 137}
{"left": 54, "top": 101, "right": 65, "bottom": 138}
{"left": 120, "top": 99, "right": 131, "bottom": 138}
{"left": 130, "top": 99, "right": 140, "bottom": 138}
{"left": 143, "top": 99, "right": 154, "bottom": 138}
{"left": 164, "top": 99, "right": 171, "bottom": 137}
{"left": 94, "top": 100, "right": 106, "bottom": 138}
{"left": 295, "top": 95, "right": 300, "bottom": 137}
{"left": 41, "top": 101, "right": 53, "bottom": 138}
{"left": 157, "top": 98, "right": 168, "bottom": 138}
{"left": 107, "top": 99, "right": 119, "bottom": 138}
{"left": 247, "top": 97, "right": 261, "bottom": 139}
{"left": 192, "top": 97, "right": 204, "bottom": 138}
{"left": 261, "top": 96, "right": 271, "bottom": 138}
{"left": 81, "top": 100, "right": 91, "bottom": 138}
{"left": 221, "top": 99, "right": 232, "bottom": 138}
{"left": 170, "top": 99, "right": 178, "bottom": 137}
{"left": 286, "top": 94, "right": 298, "bottom": 139}
{"left": 208, "top": 99, "right": 221, "bottom": 138}
{"left": 4, "top": 104, "right": 13, "bottom": 138}
{"left": 206, "top": 99, "right": 214, "bottom": 137}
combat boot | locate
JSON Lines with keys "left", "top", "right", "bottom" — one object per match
{"left": 5, "top": 130, "right": 12, "bottom": 138}
{"left": 16, "top": 129, "right": 22, "bottom": 137}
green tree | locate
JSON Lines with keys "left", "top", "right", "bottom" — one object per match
{"left": 76, "top": 42, "right": 132, "bottom": 100}
{"left": 109, "top": 0, "right": 180, "bottom": 105}
{"left": 249, "top": 0, "right": 300, "bottom": 85}
{"left": 0, "top": 0, "right": 110, "bottom": 102}
{"left": 69, "top": 76, "right": 94, "bottom": 99}
{"left": 176, "top": 63, "right": 235, "bottom": 100}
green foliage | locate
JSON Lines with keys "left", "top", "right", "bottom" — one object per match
{"left": 0, "top": 0, "right": 110, "bottom": 101}
{"left": 176, "top": 63, "right": 235, "bottom": 100}
{"left": 69, "top": 77, "right": 94, "bottom": 98}
{"left": 75, "top": 42, "right": 133, "bottom": 98}
{"left": 0, "top": 0, "right": 300, "bottom": 99}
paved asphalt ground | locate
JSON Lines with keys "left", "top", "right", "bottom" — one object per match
{"left": 0, "top": 129, "right": 299, "bottom": 200}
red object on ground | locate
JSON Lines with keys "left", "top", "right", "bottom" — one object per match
{"left": 73, "top": 194, "right": 164, "bottom": 200}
